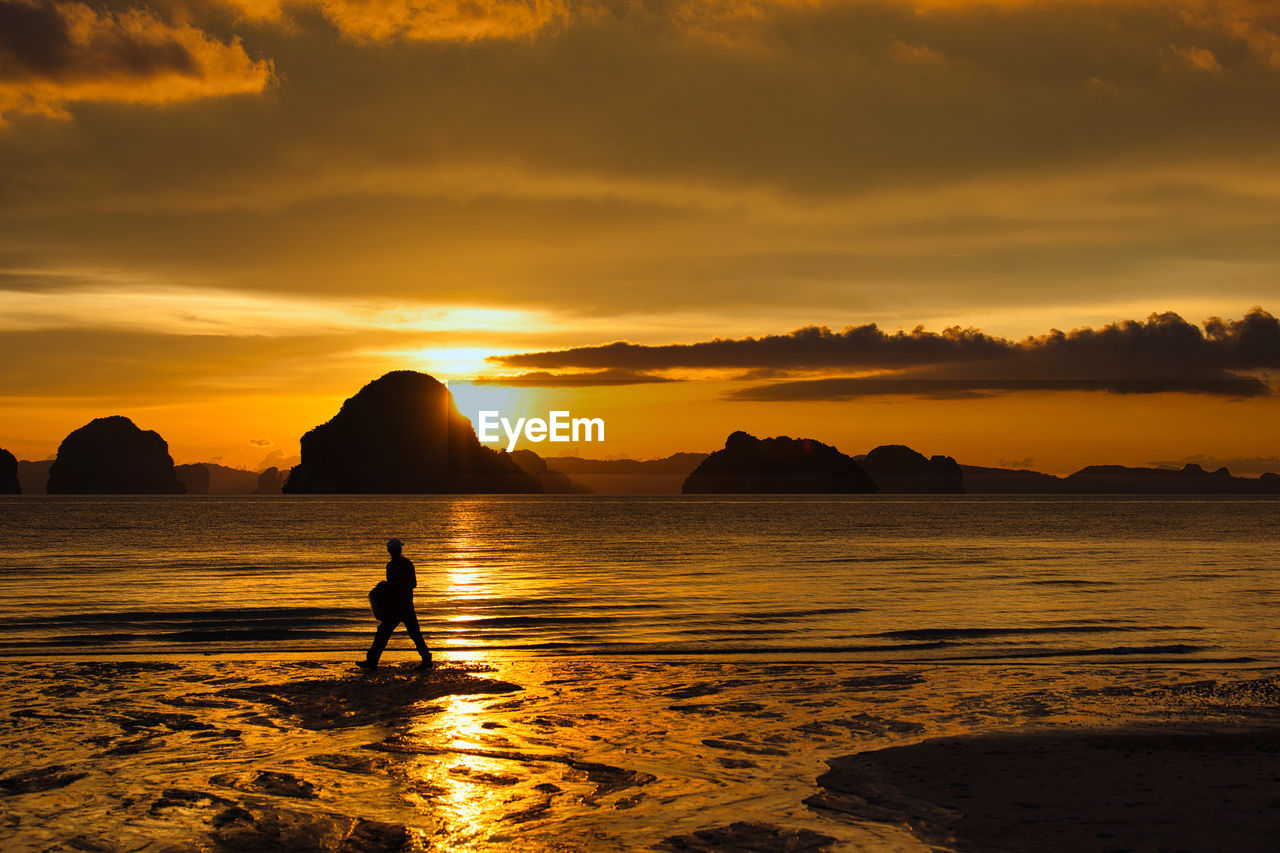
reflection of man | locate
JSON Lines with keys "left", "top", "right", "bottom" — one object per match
{"left": 359, "top": 538, "right": 433, "bottom": 671}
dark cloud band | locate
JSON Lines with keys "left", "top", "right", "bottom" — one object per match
{"left": 729, "top": 375, "right": 1271, "bottom": 401}
{"left": 492, "top": 309, "right": 1280, "bottom": 398}
{"left": 493, "top": 324, "right": 1012, "bottom": 370}
{"left": 471, "top": 369, "right": 678, "bottom": 387}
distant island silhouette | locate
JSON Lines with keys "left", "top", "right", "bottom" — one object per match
{"left": 957, "top": 464, "right": 1064, "bottom": 493}
{"left": 683, "top": 431, "right": 877, "bottom": 493}
{"left": 15, "top": 460, "right": 51, "bottom": 495}
{"left": 677, "top": 437, "right": 1280, "bottom": 495}
{"left": 46, "top": 416, "right": 184, "bottom": 495}
{"left": 856, "top": 444, "right": 964, "bottom": 493}
{"left": 538, "top": 452, "right": 709, "bottom": 494}
{"left": 283, "top": 371, "right": 539, "bottom": 493}
{"left": 1058, "top": 463, "right": 1280, "bottom": 494}
{"left": 253, "top": 467, "right": 285, "bottom": 495}
{"left": 551, "top": 445, "right": 1280, "bottom": 495}
{"left": 673, "top": 439, "right": 1280, "bottom": 495}
{"left": 509, "top": 450, "right": 582, "bottom": 493}
{"left": 176, "top": 463, "right": 262, "bottom": 495}
{"left": 6, "top": 369, "right": 1280, "bottom": 495}
{"left": 0, "top": 448, "right": 19, "bottom": 494}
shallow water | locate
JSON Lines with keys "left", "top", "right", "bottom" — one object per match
{"left": 1, "top": 495, "right": 1278, "bottom": 664}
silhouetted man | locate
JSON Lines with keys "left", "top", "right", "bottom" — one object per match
{"left": 359, "top": 538, "right": 433, "bottom": 671}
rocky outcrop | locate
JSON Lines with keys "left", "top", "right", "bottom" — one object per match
{"left": 282, "top": 371, "right": 539, "bottom": 493}
{"left": 253, "top": 467, "right": 285, "bottom": 495}
{"left": 0, "top": 448, "right": 19, "bottom": 494}
{"left": 859, "top": 445, "right": 965, "bottom": 493}
{"left": 682, "top": 431, "right": 876, "bottom": 493}
{"left": 46, "top": 416, "right": 185, "bottom": 494}
{"left": 509, "top": 450, "right": 579, "bottom": 493}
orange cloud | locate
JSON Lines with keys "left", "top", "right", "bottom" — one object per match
{"left": 0, "top": 0, "right": 273, "bottom": 123}
{"left": 161, "top": 0, "right": 1280, "bottom": 69}
{"left": 203, "top": 0, "right": 570, "bottom": 42}
{"left": 910, "top": 0, "right": 1280, "bottom": 68}
{"left": 889, "top": 39, "right": 946, "bottom": 64}
{"left": 1183, "top": 0, "right": 1280, "bottom": 69}
{"left": 320, "top": 0, "right": 569, "bottom": 43}
{"left": 670, "top": 0, "right": 1280, "bottom": 68}
{"left": 1169, "top": 44, "right": 1222, "bottom": 73}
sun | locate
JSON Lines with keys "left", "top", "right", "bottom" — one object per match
{"left": 409, "top": 347, "right": 500, "bottom": 380}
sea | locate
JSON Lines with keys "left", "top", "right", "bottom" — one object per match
{"left": 1, "top": 495, "right": 1278, "bottom": 664}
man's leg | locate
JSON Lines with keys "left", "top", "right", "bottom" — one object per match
{"left": 365, "top": 618, "right": 398, "bottom": 666}
{"left": 402, "top": 607, "right": 432, "bottom": 662}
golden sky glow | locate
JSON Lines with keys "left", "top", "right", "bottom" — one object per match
{"left": 3, "top": 0, "right": 1280, "bottom": 474}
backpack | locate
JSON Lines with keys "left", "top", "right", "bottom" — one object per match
{"left": 369, "top": 580, "right": 393, "bottom": 622}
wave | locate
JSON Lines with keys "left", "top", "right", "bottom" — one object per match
{"left": 868, "top": 624, "right": 1202, "bottom": 641}
{"left": 431, "top": 596, "right": 658, "bottom": 610}
{"left": 448, "top": 615, "right": 622, "bottom": 628}
{"left": 472, "top": 640, "right": 955, "bottom": 655}
{"left": 738, "top": 607, "right": 867, "bottom": 621}
{"left": 932, "top": 644, "right": 1211, "bottom": 660}
{"left": 0, "top": 606, "right": 360, "bottom": 627}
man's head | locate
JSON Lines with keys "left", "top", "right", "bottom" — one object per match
{"left": 387, "top": 538, "right": 403, "bottom": 555}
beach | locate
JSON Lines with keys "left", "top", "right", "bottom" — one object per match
{"left": 3, "top": 495, "right": 1279, "bottom": 850}
{"left": 4, "top": 655, "right": 1280, "bottom": 851}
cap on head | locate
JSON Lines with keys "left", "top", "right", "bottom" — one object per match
{"left": 386, "top": 538, "right": 403, "bottom": 553}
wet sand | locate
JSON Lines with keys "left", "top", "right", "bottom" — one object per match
{"left": 812, "top": 727, "right": 1280, "bottom": 852}
{"left": 2, "top": 656, "right": 1279, "bottom": 851}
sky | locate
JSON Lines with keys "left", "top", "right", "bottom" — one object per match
{"left": 2, "top": 0, "right": 1279, "bottom": 475}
